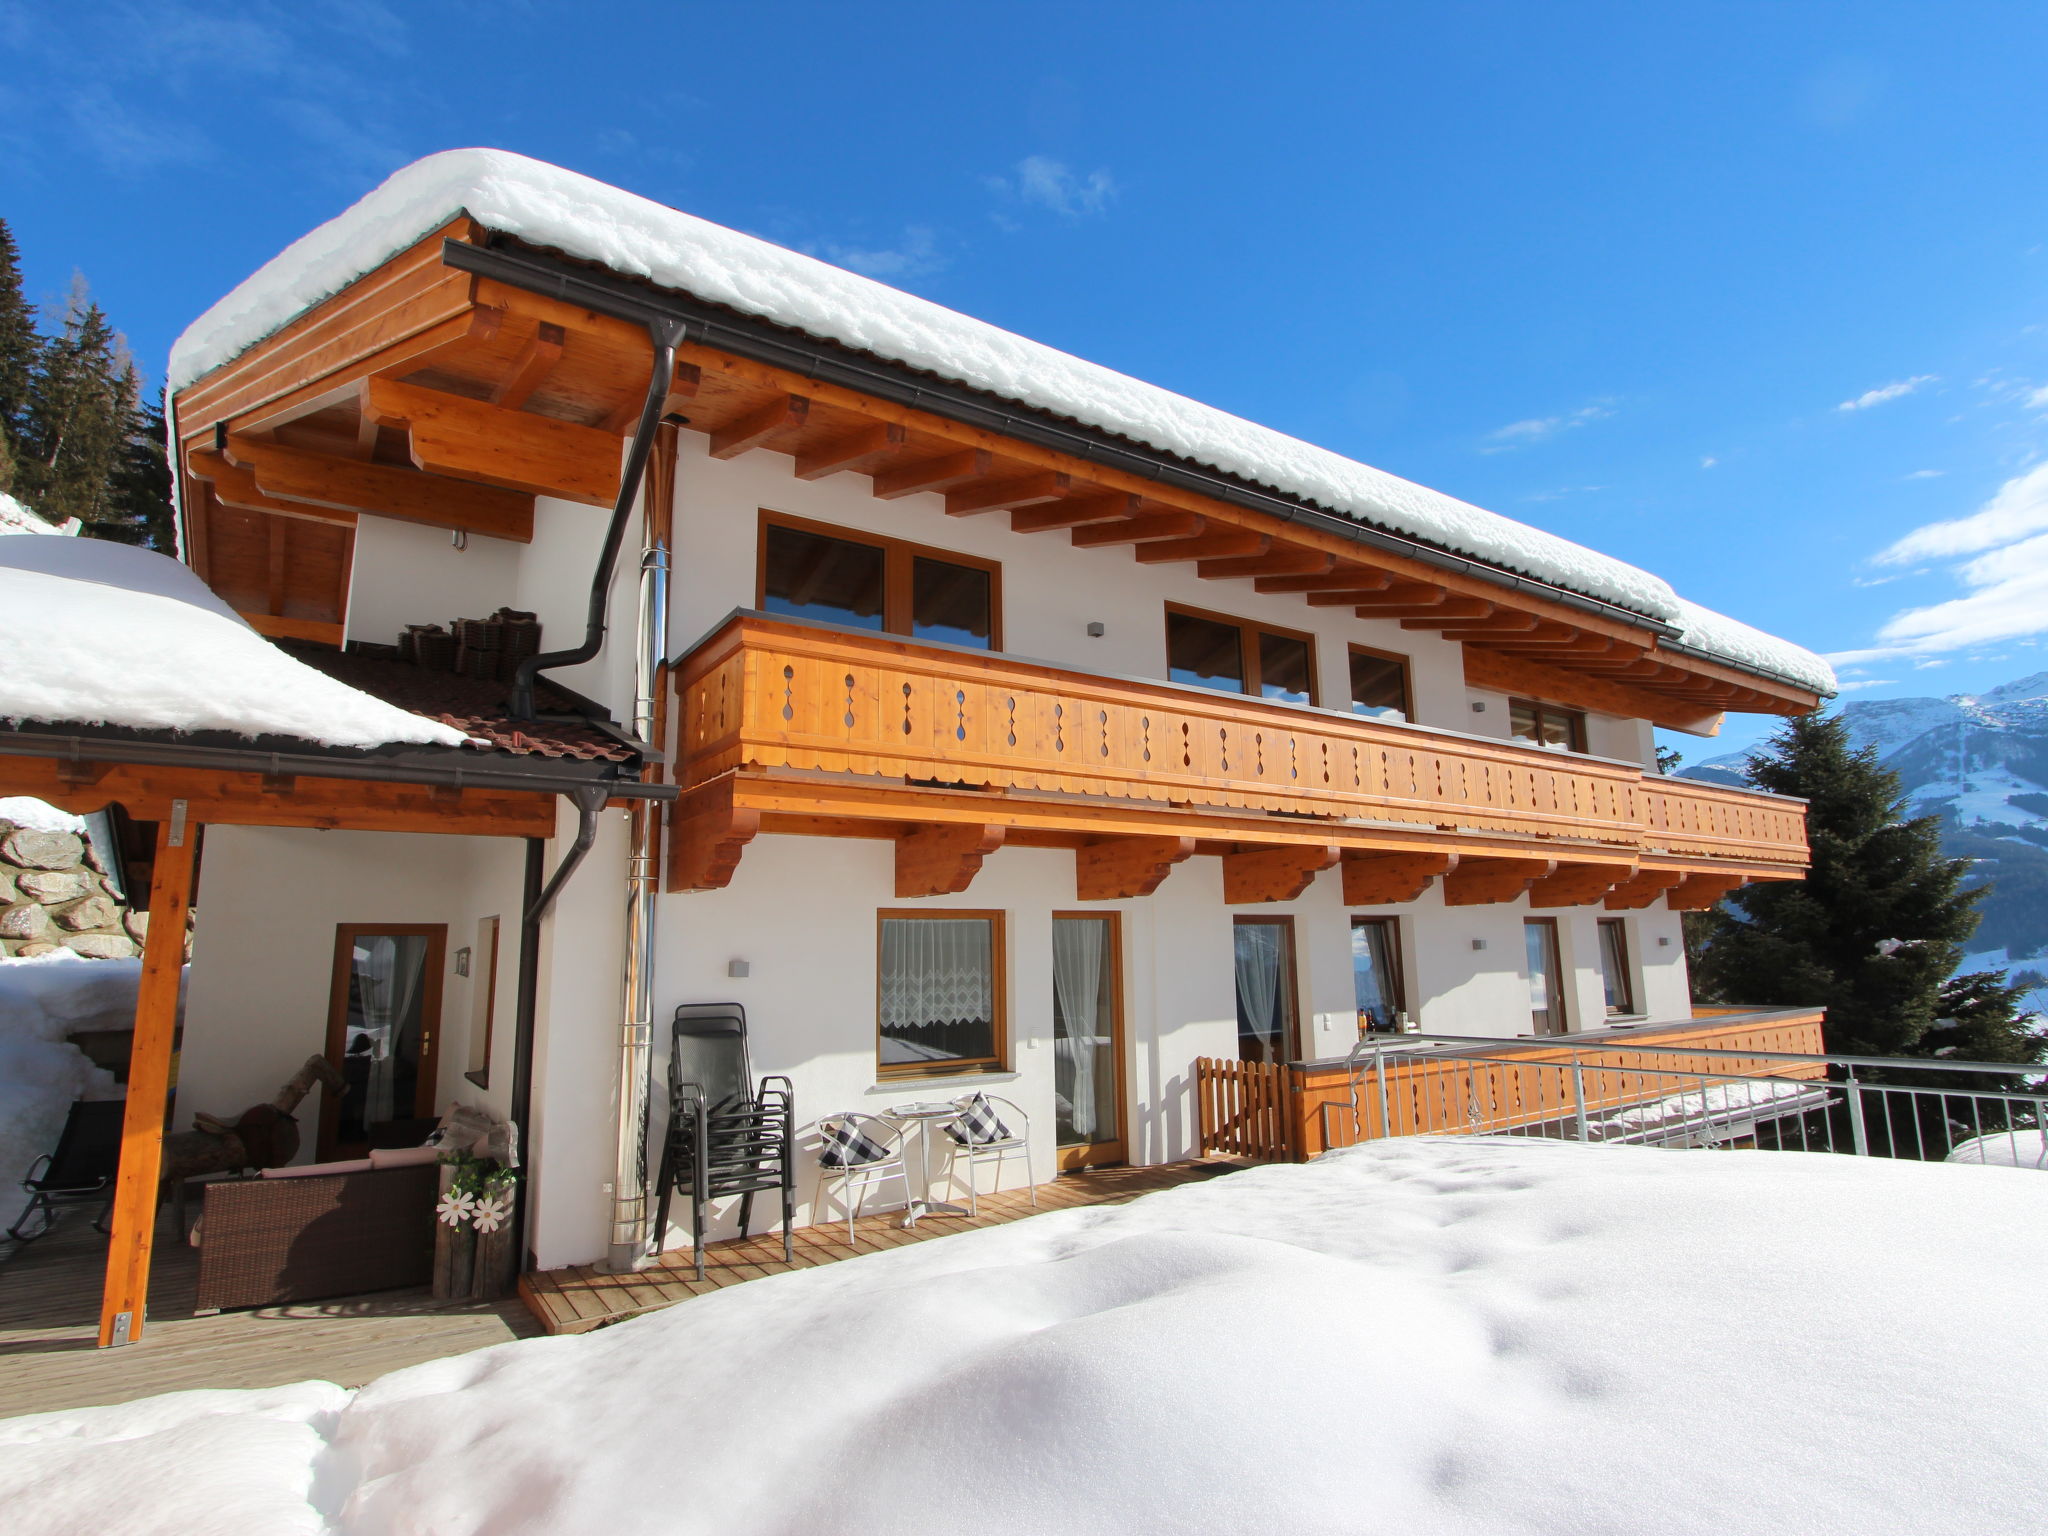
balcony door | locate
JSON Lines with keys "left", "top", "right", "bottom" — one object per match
{"left": 1233, "top": 916, "right": 1300, "bottom": 1065}
{"left": 1051, "top": 913, "right": 1125, "bottom": 1170}
{"left": 322, "top": 923, "right": 447, "bottom": 1157}
{"left": 1523, "top": 918, "right": 1567, "bottom": 1036}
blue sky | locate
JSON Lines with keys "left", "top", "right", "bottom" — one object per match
{"left": 7, "top": 2, "right": 2048, "bottom": 764}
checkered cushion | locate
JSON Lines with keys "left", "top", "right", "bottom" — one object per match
{"left": 944, "top": 1093, "right": 1012, "bottom": 1146}
{"left": 819, "top": 1119, "right": 891, "bottom": 1168}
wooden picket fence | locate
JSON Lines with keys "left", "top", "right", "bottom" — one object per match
{"left": 1194, "top": 1057, "right": 1298, "bottom": 1162}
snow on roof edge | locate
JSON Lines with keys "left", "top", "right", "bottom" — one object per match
{"left": 168, "top": 148, "right": 1832, "bottom": 698}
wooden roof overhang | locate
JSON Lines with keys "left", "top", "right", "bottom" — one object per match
{"left": 169, "top": 225, "right": 1822, "bottom": 735}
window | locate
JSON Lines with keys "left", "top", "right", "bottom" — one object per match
{"left": 1597, "top": 918, "right": 1636, "bottom": 1017}
{"left": 1348, "top": 646, "right": 1411, "bottom": 722}
{"left": 1351, "top": 917, "right": 1406, "bottom": 1034}
{"left": 759, "top": 512, "right": 999, "bottom": 648}
{"left": 322, "top": 924, "right": 447, "bottom": 1158}
{"left": 1509, "top": 697, "right": 1587, "bottom": 753}
{"left": 1524, "top": 918, "right": 1567, "bottom": 1036}
{"left": 1232, "top": 916, "right": 1301, "bottom": 1065}
{"left": 1052, "top": 912, "right": 1125, "bottom": 1169}
{"left": 464, "top": 915, "right": 501, "bottom": 1089}
{"left": 877, "top": 911, "right": 1006, "bottom": 1077}
{"left": 1166, "top": 606, "right": 1317, "bottom": 705}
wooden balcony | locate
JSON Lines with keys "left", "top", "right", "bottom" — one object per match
{"left": 669, "top": 613, "right": 1809, "bottom": 902}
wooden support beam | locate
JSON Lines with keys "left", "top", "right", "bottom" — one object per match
{"left": 363, "top": 375, "right": 622, "bottom": 506}
{"left": 666, "top": 778, "right": 761, "bottom": 892}
{"left": 185, "top": 448, "right": 357, "bottom": 526}
{"left": 1198, "top": 547, "right": 1333, "bottom": 581}
{"left": 1254, "top": 567, "right": 1391, "bottom": 595}
{"left": 795, "top": 420, "right": 907, "bottom": 481}
{"left": 489, "top": 320, "right": 566, "bottom": 408}
{"left": 1420, "top": 613, "right": 1546, "bottom": 638}
{"left": 1075, "top": 835, "right": 1195, "bottom": 901}
{"left": 1442, "top": 857, "right": 1556, "bottom": 907}
{"left": 1070, "top": 510, "right": 1204, "bottom": 547}
{"left": 1222, "top": 843, "right": 1341, "bottom": 904}
{"left": 708, "top": 394, "right": 810, "bottom": 459}
{"left": 1340, "top": 582, "right": 1447, "bottom": 611}
{"left": 873, "top": 448, "right": 991, "bottom": 500}
{"left": 1305, "top": 586, "right": 1435, "bottom": 609}
{"left": 1664, "top": 873, "right": 1746, "bottom": 911}
{"left": 223, "top": 434, "right": 534, "bottom": 542}
{"left": 1391, "top": 600, "right": 1499, "bottom": 626}
{"left": 265, "top": 516, "right": 287, "bottom": 616}
{"left": 946, "top": 471, "right": 1071, "bottom": 517}
{"left": 1528, "top": 862, "right": 1637, "bottom": 908}
{"left": 1010, "top": 492, "right": 1140, "bottom": 533}
{"left": 1134, "top": 528, "right": 1270, "bottom": 564}
{"left": 241, "top": 612, "right": 345, "bottom": 645}
{"left": 894, "top": 822, "right": 1006, "bottom": 897}
{"left": 98, "top": 815, "right": 198, "bottom": 1347}
{"left": 1342, "top": 850, "right": 1456, "bottom": 905}
{"left": 1604, "top": 868, "right": 1686, "bottom": 910}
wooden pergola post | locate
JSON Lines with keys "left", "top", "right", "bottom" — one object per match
{"left": 98, "top": 806, "right": 200, "bottom": 1348}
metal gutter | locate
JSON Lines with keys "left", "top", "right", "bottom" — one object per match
{"left": 439, "top": 238, "right": 1687, "bottom": 643}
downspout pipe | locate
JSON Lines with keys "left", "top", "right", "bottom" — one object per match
{"left": 509, "top": 315, "right": 688, "bottom": 721}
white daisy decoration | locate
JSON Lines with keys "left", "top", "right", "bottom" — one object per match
{"left": 436, "top": 1190, "right": 478, "bottom": 1228}
{"left": 472, "top": 1193, "right": 512, "bottom": 1234}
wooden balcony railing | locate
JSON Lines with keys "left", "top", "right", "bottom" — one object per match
{"left": 677, "top": 613, "right": 1809, "bottom": 869}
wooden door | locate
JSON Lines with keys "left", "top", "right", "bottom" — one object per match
{"left": 1523, "top": 918, "right": 1567, "bottom": 1036}
{"left": 1232, "top": 916, "right": 1301, "bottom": 1065}
{"left": 321, "top": 923, "right": 447, "bottom": 1158}
{"left": 1052, "top": 912, "right": 1126, "bottom": 1170}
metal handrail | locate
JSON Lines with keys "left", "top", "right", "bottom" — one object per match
{"left": 1364, "top": 1031, "right": 2048, "bottom": 1079}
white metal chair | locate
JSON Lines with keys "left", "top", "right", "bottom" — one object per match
{"left": 943, "top": 1094, "right": 1036, "bottom": 1217}
{"left": 814, "top": 1112, "right": 912, "bottom": 1248}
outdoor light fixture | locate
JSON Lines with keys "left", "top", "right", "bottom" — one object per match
{"left": 1086, "top": 621, "right": 1106, "bottom": 637}
{"left": 1470, "top": 701, "right": 1486, "bottom": 713}
{"left": 1471, "top": 938, "right": 1487, "bottom": 951}
{"left": 727, "top": 959, "right": 751, "bottom": 978}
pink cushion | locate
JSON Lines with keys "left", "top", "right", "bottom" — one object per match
{"left": 261, "top": 1158, "right": 374, "bottom": 1179}
{"left": 368, "top": 1145, "right": 440, "bottom": 1169}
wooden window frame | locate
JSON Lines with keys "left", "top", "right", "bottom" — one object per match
{"left": 464, "top": 914, "right": 502, "bottom": 1089}
{"left": 320, "top": 922, "right": 448, "bottom": 1158}
{"left": 1597, "top": 917, "right": 1638, "bottom": 1017}
{"left": 757, "top": 509, "right": 1003, "bottom": 649}
{"left": 875, "top": 908, "right": 1009, "bottom": 1081}
{"left": 1347, "top": 643, "right": 1413, "bottom": 721}
{"left": 1508, "top": 696, "right": 1588, "bottom": 754}
{"left": 1523, "top": 916, "right": 1568, "bottom": 1037}
{"left": 1165, "top": 602, "right": 1320, "bottom": 706}
{"left": 1231, "top": 913, "right": 1304, "bottom": 1064}
{"left": 1349, "top": 914, "right": 1408, "bottom": 1034}
{"left": 1051, "top": 910, "right": 1127, "bottom": 1171}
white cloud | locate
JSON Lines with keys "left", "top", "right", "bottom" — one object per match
{"left": 988, "top": 155, "right": 1115, "bottom": 219}
{"left": 1904, "top": 469, "right": 1944, "bottom": 480}
{"left": 1481, "top": 401, "right": 1615, "bottom": 452}
{"left": 1873, "top": 461, "right": 2048, "bottom": 565}
{"left": 819, "top": 226, "right": 945, "bottom": 281}
{"left": 1836, "top": 375, "right": 1937, "bottom": 412}
{"left": 2027, "top": 384, "right": 2048, "bottom": 410}
{"left": 1700, "top": 455, "right": 1718, "bottom": 469}
{"left": 1835, "top": 679, "right": 1899, "bottom": 691}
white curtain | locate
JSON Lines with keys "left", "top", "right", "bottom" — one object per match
{"left": 1234, "top": 923, "right": 1284, "bottom": 1060}
{"left": 359, "top": 936, "right": 426, "bottom": 1125}
{"left": 879, "top": 919, "right": 993, "bottom": 1062}
{"left": 1051, "top": 918, "right": 1108, "bottom": 1139}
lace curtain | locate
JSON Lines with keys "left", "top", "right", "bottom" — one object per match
{"left": 1051, "top": 917, "right": 1108, "bottom": 1139}
{"left": 880, "top": 918, "right": 995, "bottom": 1064}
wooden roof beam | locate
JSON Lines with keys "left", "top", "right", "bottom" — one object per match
{"left": 795, "top": 420, "right": 907, "bottom": 481}
{"left": 489, "top": 321, "right": 565, "bottom": 408}
{"left": 1418, "top": 612, "right": 1546, "bottom": 638}
{"left": 946, "top": 470, "right": 1072, "bottom": 517}
{"left": 1198, "top": 547, "right": 1334, "bottom": 581}
{"left": 1070, "top": 510, "right": 1205, "bottom": 547}
{"left": 708, "top": 394, "right": 810, "bottom": 459}
{"left": 1134, "top": 528, "right": 1270, "bottom": 564}
{"left": 1254, "top": 566, "right": 1390, "bottom": 595}
{"left": 185, "top": 448, "right": 357, "bottom": 527}
{"left": 223, "top": 434, "right": 534, "bottom": 543}
{"left": 362, "top": 376, "right": 623, "bottom": 506}
{"left": 872, "top": 448, "right": 991, "bottom": 499}
{"left": 1010, "top": 492, "right": 1140, "bottom": 533}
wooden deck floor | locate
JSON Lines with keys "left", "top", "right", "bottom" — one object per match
{"left": 0, "top": 1212, "right": 540, "bottom": 1421}
{"left": 523, "top": 1159, "right": 1244, "bottom": 1335}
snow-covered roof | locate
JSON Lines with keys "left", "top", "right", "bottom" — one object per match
{"left": 0, "top": 536, "right": 469, "bottom": 750}
{"left": 0, "top": 493, "right": 79, "bottom": 539}
{"left": 169, "top": 148, "right": 1836, "bottom": 697}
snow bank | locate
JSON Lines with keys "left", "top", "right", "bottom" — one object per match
{"left": 0, "top": 797, "right": 85, "bottom": 834}
{"left": 167, "top": 149, "right": 1830, "bottom": 693}
{"left": 0, "top": 540, "right": 467, "bottom": 750}
{"left": 0, "top": 493, "right": 79, "bottom": 538}
{"left": 10, "top": 1139, "right": 2048, "bottom": 1534}
{"left": 1945, "top": 1128, "right": 2048, "bottom": 1169}
{"left": 1669, "top": 598, "right": 1837, "bottom": 698}
{"left": 0, "top": 953, "right": 139, "bottom": 1190}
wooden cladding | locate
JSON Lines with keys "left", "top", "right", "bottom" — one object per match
{"left": 676, "top": 615, "right": 1810, "bottom": 868}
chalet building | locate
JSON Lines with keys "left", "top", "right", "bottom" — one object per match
{"left": 61, "top": 150, "right": 1839, "bottom": 1295}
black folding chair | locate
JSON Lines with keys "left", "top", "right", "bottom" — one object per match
{"left": 8, "top": 1099, "right": 125, "bottom": 1242}
{"left": 652, "top": 1003, "right": 795, "bottom": 1278}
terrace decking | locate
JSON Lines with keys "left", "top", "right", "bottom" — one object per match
{"left": 0, "top": 1160, "right": 1241, "bottom": 1417}
{"left": 521, "top": 1159, "right": 1244, "bottom": 1335}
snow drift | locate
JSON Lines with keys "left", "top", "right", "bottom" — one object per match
{"left": 0, "top": 953, "right": 143, "bottom": 1192}
{"left": 165, "top": 148, "right": 1834, "bottom": 697}
{"left": 4, "top": 1139, "right": 2045, "bottom": 1534}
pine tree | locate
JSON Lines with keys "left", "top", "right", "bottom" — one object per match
{"left": 1692, "top": 712, "right": 1987, "bottom": 1057}
{"left": 16, "top": 278, "right": 127, "bottom": 528}
{"left": 101, "top": 378, "right": 176, "bottom": 551}
{"left": 1921, "top": 969, "right": 2042, "bottom": 1068}
{"left": 0, "top": 218, "right": 38, "bottom": 493}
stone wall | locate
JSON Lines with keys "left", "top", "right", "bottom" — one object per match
{"left": 0, "top": 818, "right": 149, "bottom": 959}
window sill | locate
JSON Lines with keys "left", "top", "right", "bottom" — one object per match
{"left": 870, "top": 1069, "right": 1020, "bottom": 1095}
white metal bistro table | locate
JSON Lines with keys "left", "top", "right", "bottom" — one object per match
{"left": 885, "top": 1100, "right": 970, "bottom": 1226}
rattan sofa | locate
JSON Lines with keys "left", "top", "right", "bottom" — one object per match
{"left": 194, "top": 1161, "right": 438, "bottom": 1311}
